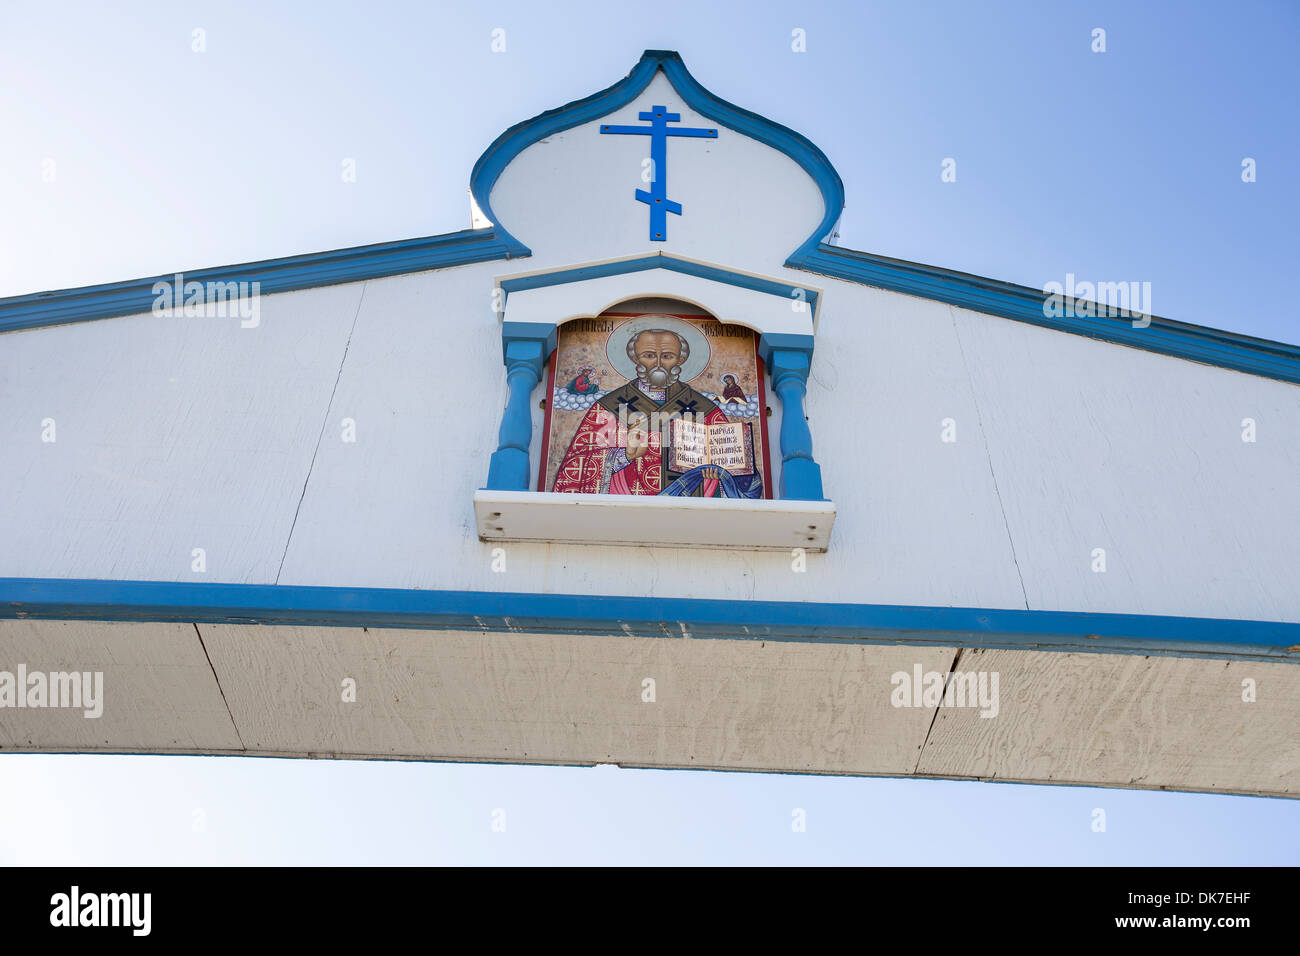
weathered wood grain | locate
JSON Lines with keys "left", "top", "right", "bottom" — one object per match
{"left": 0, "top": 620, "right": 242, "bottom": 752}
{"left": 917, "top": 646, "right": 1300, "bottom": 795}
{"left": 199, "top": 624, "right": 950, "bottom": 775}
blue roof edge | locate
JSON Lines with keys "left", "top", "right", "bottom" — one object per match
{"left": 2, "top": 228, "right": 1297, "bottom": 386}
{"left": 0, "top": 227, "right": 522, "bottom": 334}
{"left": 2, "top": 577, "right": 1299, "bottom": 664}
{"left": 799, "top": 244, "right": 1300, "bottom": 384}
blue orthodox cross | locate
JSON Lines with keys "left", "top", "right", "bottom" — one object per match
{"left": 600, "top": 106, "right": 717, "bottom": 241}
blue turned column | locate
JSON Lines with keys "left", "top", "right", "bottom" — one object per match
{"left": 759, "top": 333, "right": 825, "bottom": 501}
{"left": 486, "top": 321, "right": 557, "bottom": 491}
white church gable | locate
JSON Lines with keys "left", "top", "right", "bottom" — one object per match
{"left": 1, "top": 49, "right": 1298, "bottom": 797}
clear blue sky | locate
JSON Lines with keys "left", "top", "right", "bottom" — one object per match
{"left": 1, "top": 0, "right": 1298, "bottom": 864}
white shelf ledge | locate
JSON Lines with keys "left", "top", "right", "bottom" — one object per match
{"left": 473, "top": 490, "right": 836, "bottom": 551}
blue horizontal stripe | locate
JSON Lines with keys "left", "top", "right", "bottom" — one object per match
{"left": 2, "top": 577, "right": 1297, "bottom": 664}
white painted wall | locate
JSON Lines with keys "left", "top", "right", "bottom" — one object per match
{"left": 0, "top": 283, "right": 364, "bottom": 582}
{"left": 4, "top": 262, "right": 1299, "bottom": 623}
{"left": 950, "top": 302, "right": 1300, "bottom": 620}
{"left": 3, "top": 64, "right": 1298, "bottom": 622}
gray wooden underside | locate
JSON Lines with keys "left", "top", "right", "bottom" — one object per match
{"left": 2, "top": 620, "right": 1293, "bottom": 798}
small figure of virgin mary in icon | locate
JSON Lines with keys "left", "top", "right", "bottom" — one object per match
{"left": 720, "top": 373, "right": 747, "bottom": 404}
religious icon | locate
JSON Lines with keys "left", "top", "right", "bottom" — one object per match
{"left": 539, "top": 311, "right": 772, "bottom": 498}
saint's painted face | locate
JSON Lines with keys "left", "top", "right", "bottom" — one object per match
{"left": 628, "top": 329, "right": 688, "bottom": 389}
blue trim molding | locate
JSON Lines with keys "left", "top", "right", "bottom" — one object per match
{"left": 2, "top": 578, "right": 1298, "bottom": 663}
{"left": 498, "top": 252, "right": 819, "bottom": 314}
{"left": 0, "top": 229, "right": 520, "bottom": 336}
{"left": 799, "top": 244, "right": 1300, "bottom": 385}
{"left": 654, "top": 53, "right": 845, "bottom": 269}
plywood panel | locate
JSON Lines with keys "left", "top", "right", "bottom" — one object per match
{"left": 803, "top": 286, "right": 1030, "bottom": 608}
{"left": 952, "top": 302, "right": 1300, "bottom": 622}
{"left": 200, "top": 623, "right": 951, "bottom": 775}
{"left": 4, "top": 618, "right": 1295, "bottom": 798}
{"left": 0, "top": 282, "right": 364, "bottom": 583}
{"left": 275, "top": 263, "right": 504, "bottom": 589}
{"left": 0, "top": 620, "right": 242, "bottom": 752}
{"left": 916, "top": 646, "right": 1300, "bottom": 796}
